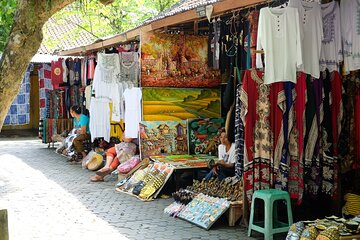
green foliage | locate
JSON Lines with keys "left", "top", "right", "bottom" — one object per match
{"left": 0, "top": 0, "right": 17, "bottom": 51}
{"left": 43, "top": 0, "right": 179, "bottom": 50}
{"left": 206, "top": 100, "right": 220, "bottom": 112}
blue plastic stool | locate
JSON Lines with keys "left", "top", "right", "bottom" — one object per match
{"left": 248, "top": 189, "right": 293, "bottom": 240}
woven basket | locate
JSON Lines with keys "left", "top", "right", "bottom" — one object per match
{"left": 87, "top": 153, "right": 104, "bottom": 171}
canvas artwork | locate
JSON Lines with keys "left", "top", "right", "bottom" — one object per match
{"left": 188, "top": 118, "right": 225, "bottom": 156}
{"left": 139, "top": 120, "right": 188, "bottom": 159}
{"left": 142, "top": 88, "right": 221, "bottom": 121}
{"left": 141, "top": 32, "right": 221, "bottom": 88}
{"left": 178, "top": 193, "right": 230, "bottom": 230}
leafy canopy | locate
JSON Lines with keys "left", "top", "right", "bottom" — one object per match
{"left": 44, "top": 0, "right": 178, "bottom": 51}
{"left": 0, "top": 0, "right": 17, "bottom": 51}
{"left": 0, "top": 0, "right": 178, "bottom": 53}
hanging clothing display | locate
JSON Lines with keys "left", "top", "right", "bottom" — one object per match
{"left": 92, "top": 53, "right": 120, "bottom": 98}
{"left": 92, "top": 52, "right": 122, "bottom": 121}
{"left": 241, "top": 69, "right": 274, "bottom": 203}
{"left": 320, "top": 1, "right": 342, "bottom": 72}
{"left": 321, "top": 71, "right": 337, "bottom": 196}
{"left": 248, "top": 10, "right": 259, "bottom": 69}
{"left": 4, "top": 65, "right": 33, "bottom": 126}
{"left": 341, "top": 0, "right": 360, "bottom": 73}
{"left": 66, "top": 58, "right": 75, "bottom": 86}
{"left": 89, "top": 97, "right": 111, "bottom": 142}
{"left": 39, "top": 64, "right": 53, "bottom": 120}
{"left": 123, "top": 87, "right": 142, "bottom": 138}
{"left": 288, "top": 0, "right": 323, "bottom": 78}
{"left": 234, "top": 86, "right": 245, "bottom": 179}
{"left": 87, "top": 54, "right": 95, "bottom": 80}
{"left": 81, "top": 57, "right": 87, "bottom": 86}
{"left": 62, "top": 58, "right": 68, "bottom": 83}
{"left": 51, "top": 59, "right": 63, "bottom": 89}
{"left": 119, "top": 52, "right": 139, "bottom": 86}
{"left": 256, "top": 7, "right": 303, "bottom": 84}
{"left": 330, "top": 71, "right": 343, "bottom": 157}
{"left": 41, "top": 118, "right": 73, "bottom": 144}
{"left": 303, "top": 75, "right": 324, "bottom": 196}
{"left": 74, "top": 58, "right": 82, "bottom": 86}
{"left": 84, "top": 85, "right": 92, "bottom": 110}
{"left": 209, "top": 18, "right": 221, "bottom": 69}
{"left": 289, "top": 72, "right": 307, "bottom": 204}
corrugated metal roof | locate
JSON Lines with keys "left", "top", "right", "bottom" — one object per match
{"left": 30, "top": 54, "right": 59, "bottom": 63}
{"left": 143, "top": 0, "right": 222, "bottom": 25}
{"left": 38, "top": 15, "right": 97, "bottom": 54}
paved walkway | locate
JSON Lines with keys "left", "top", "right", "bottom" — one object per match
{"left": 0, "top": 138, "right": 285, "bottom": 240}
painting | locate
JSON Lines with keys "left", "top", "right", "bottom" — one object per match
{"left": 139, "top": 120, "right": 188, "bottom": 159}
{"left": 142, "top": 88, "right": 221, "bottom": 121}
{"left": 141, "top": 32, "right": 221, "bottom": 88}
{"left": 188, "top": 118, "right": 225, "bottom": 156}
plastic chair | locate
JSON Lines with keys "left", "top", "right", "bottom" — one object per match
{"left": 248, "top": 189, "right": 293, "bottom": 240}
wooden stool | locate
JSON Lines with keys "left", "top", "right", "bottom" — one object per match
{"left": 226, "top": 201, "right": 243, "bottom": 226}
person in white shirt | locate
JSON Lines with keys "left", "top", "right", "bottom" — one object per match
{"left": 205, "top": 130, "right": 236, "bottom": 181}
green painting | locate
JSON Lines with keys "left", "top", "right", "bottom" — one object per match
{"left": 188, "top": 118, "right": 224, "bottom": 156}
{"left": 142, "top": 88, "right": 221, "bottom": 121}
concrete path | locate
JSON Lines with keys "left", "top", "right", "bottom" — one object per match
{"left": 0, "top": 138, "right": 286, "bottom": 240}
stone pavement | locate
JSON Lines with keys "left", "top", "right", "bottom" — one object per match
{"left": 0, "top": 138, "right": 287, "bottom": 240}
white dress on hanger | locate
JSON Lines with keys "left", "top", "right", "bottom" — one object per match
{"left": 119, "top": 52, "right": 139, "bottom": 86}
{"left": 92, "top": 52, "right": 121, "bottom": 122}
{"left": 320, "top": 1, "right": 342, "bottom": 72}
{"left": 256, "top": 6, "right": 303, "bottom": 84}
{"left": 341, "top": 0, "right": 360, "bottom": 73}
{"left": 288, "top": 0, "right": 323, "bottom": 78}
{"left": 89, "top": 97, "right": 111, "bottom": 142}
{"left": 123, "top": 87, "right": 142, "bottom": 138}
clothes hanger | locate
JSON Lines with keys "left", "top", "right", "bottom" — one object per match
{"left": 269, "top": 0, "right": 286, "bottom": 8}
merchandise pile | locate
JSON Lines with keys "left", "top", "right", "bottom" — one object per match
{"left": 116, "top": 162, "right": 173, "bottom": 201}
{"left": 186, "top": 177, "right": 243, "bottom": 202}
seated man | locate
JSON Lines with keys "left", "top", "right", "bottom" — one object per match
{"left": 90, "top": 136, "right": 137, "bottom": 182}
{"left": 205, "top": 130, "right": 235, "bottom": 181}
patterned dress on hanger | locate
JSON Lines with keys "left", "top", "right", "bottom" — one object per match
{"left": 240, "top": 69, "right": 273, "bottom": 203}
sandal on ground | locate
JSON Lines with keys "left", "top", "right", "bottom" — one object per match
{"left": 90, "top": 175, "right": 104, "bottom": 182}
{"left": 70, "top": 160, "right": 82, "bottom": 165}
{"left": 96, "top": 167, "right": 112, "bottom": 177}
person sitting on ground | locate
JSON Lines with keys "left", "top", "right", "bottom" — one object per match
{"left": 204, "top": 129, "right": 235, "bottom": 181}
{"left": 90, "top": 136, "right": 137, "bottom": 182}
{"left": 70, "top": 105, "right": 90, "bottom": 162}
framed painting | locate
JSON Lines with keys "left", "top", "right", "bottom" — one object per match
{"left": 142, "top": 87, "right": 221, "bottom": 121}
{"left": 141, "top": 32, "right": 221, "bottom": 88}
{"left": 139, "top": 120, "right": 188, "bottom": 159}
{"left": 188, "top": 118, "right": 224, "bottom": 156}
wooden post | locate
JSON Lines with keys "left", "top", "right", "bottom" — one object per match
{"left": 194, "top": 20, "right": 199, "bottom": 35}
{"left": 0, "top": 209, "right": 9, "bottom": 240}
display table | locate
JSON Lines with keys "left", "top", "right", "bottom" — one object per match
{"left": 149, "top": 154, "right": 215, "bottom": 169}
{"left": 340, "top": 234, "right": 360, "bottom": 240}
{"left": 150, "top": 154, "right": 215, "bottom": 190}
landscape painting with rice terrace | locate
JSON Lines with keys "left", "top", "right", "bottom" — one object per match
{"left": 142, "top": 88, "right": 221, "bottom": 121}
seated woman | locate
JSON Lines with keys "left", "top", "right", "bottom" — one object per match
{"left": 90, "top": 136, "right": 137, "bottom": 182}
{"left": 70, "top": 105, "right": 90, "bottom": 162}
{"left": 205, "top": 129, "right": 235, "bottom": 181}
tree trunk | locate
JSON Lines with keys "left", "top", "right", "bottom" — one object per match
{"left": 0, "top": 0, "right": 110, "bottom": 130}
